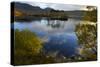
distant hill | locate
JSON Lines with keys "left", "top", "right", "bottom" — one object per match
{"left": 14, "top": 2, "right": 44, "bottom": 15}
{"left": 12, "top": 2, "right": 96, "bottom": 21}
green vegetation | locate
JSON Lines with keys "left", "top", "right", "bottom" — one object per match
{"left": 14, "top": 29, "right": 43, "bottom": 65}
{"left": 83, "top": 7, "right": 97, "bottom": 22}
{"left": 75, "top": 22, "right": 97, "bottom": 60}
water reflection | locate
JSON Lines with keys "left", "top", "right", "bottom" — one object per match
{"left": 13, "top": 18, "right": 82, "bottom": 57}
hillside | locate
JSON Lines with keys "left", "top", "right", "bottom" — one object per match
{"left": 11, "top": 2, "right": 97, "bottom": 21}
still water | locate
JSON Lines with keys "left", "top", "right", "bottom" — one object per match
{"left": 13, "top": 18, "right": 84, "bottom": 57}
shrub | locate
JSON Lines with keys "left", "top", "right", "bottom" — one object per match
{"left": 14, "top": 29, "right": 43, "bottom": 65}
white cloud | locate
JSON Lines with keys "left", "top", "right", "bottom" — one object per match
{"left": 21, "top": 2, "right": 88, "bottom": 11}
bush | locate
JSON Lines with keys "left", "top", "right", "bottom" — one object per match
{"left": 75, "top": 23, "right": 97, "bottom": 60}
{"left": 14, "top": 29, "right": 43, "bottom": 65}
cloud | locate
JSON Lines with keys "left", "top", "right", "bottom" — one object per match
{"left": 21, "top": 2, "right": 87, "bottom": 11}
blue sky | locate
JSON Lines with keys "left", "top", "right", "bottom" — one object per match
{"left": 21, "top": 2, "right": 88, "bottom": 11}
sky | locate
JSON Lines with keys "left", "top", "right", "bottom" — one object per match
{"left": 21, "top": 2, "right": 88, "bottom": 11}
